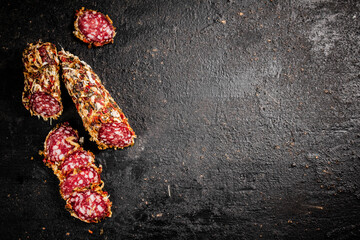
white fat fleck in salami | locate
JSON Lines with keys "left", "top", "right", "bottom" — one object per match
{"left": 59, "top": 149, "right": 95, "bottom": 176}
{"left": 60, "top": 167, "right": 100, "bottom": 199}
{"left": 44, "top": 123, "right": 79, "bottom": 164}
{"left": 67, "top": 189, "right": 111, "bottom": 222}
{"left": 98, "top": 122, "right": 133, "bottom": 148}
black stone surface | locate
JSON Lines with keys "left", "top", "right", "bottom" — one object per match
{"left": 1, "top": 0, "right": 360, "bottom": 239}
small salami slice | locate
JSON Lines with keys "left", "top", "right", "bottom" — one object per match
{"left": 59, "top": 149, "right": 95, "bottom": 177}
{"left": 66, "top": 189, "right": 112, "bottom": 223}
{"left": 73, "top": 7, "right": 116, "bottom": 47}
{"left": 43, "top": 122, "right": 79, "bottom": 166}
{"left": 60, "top": 166, "right": 101, "bottom": 199}
{"left": 22, "top": 41, "right": 63, "bottom": 120}
{"left": 98, "top": 122, "right": 133, "bottom": 148}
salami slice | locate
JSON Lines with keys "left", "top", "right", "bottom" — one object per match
{"left": 59, "top": 50, "right": 136, "bottom": 150}
{"left": 73, "top": 7, "right": 116, "bottom": 47}
{"left": 43, "top": 122, "right": 79, "bottom": 167}
{"left": 58, "top": 149, "right": 95, "bottom": 177}
{"left": 22, "top": 41, "right": 63, "bottom": 120}
{"left": 60, "top": 166, "right": 102, "bottom": 199}
{"left": 66, "top": 188, "right": 112, "bottom": 223}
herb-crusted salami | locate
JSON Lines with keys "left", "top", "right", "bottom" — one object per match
{"left": 66, "top": 188, "right": 112, "bottom": 223}
{"left": 22, "top": 41, "right": 63, "bottom": 120}
{"left": 73, "top": 7, "right": 116, "bottom": 47}
{"left": 58, "top": 50, "right": 136, "bottom": 150}
{"left": 58, "top": 149, "right": 95, "bottom": 177}
{"left": 42, "top": 122, "right": 79, "bottom": 168}
{"left": 60, "top": 166, "right": 102, "bottom": 199}
{"left": 41, "top": 122, "right": 112, "bottom": 223}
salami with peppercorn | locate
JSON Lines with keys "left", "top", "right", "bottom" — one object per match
{"left": 73, "top": 7, "right": 116, "bottom": 47}
{"left": 58, "top": 50, "right": 136, "bottom": 150}
{"left": 22, "top": 41, "right": 63, "bottom": 120}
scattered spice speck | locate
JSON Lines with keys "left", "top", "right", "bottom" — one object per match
{"left": 88, "top": 229, "right": 93, "bottom": 234}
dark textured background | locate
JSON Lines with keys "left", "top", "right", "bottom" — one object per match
{"left": 1, "top": 0, "right": 360, "bottom": 239}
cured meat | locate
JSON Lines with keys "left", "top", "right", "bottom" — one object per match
{"left": 40, "top": 122, "right": 112, "bottom": 223}
{"left": 60, "top": 166, "right": 102, "bottom": 199}
{"left": 42, "top": 122, "right": 79, "bottom": 167}
{"left": 22, "top": 41, "right": 63, "bottom": 120}
{"left": 73, "top": 7, "right": 116, "bottom": 47}
{"left": 58, "top": 149, "right": 95, "bottom": 177}
{"left": 66, "top": 188, "right": 112, "bottom": 223}
{"left": 58, "top": 50, "right": 136, "bottom": 150}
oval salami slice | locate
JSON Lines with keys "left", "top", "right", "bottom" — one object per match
{"left": 60, "top": 166, "right": 101, "bottom": 199}
{"left": 73, "top": 7, "right": 116, "bottom": 47}
{"left": 30, "top": 92, "right": 61, "bottom": 117}
{"left": 59, "top": 149, "right": 95, "bottom": 177}
{"left": 44, "top": 123, "right": 79, "bottom": 165}
{"left": 66, "top": 189, "right": 112, "bottom": 223}
{"left": 98, "top": 122, "right": 133, "bottom": 148}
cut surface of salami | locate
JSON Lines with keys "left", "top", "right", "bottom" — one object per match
{"left": 44, "top": 123, "right": 79, "bottom": 165}
{"left": 59, "top": 149, "right": 95, "bottom": 177}
{"left": 66, "top": 189, "right": 112, "bottom": 223}
{"left": 59, "top": 50, "right": 136, "bottom": 150}
{"left": 22, "top": 41, "right": 62, "bottom": 120}
{"left": 41, "top": 122, "right": 112, "bottom": 223}
{"left": 74, "top": 7, "right": 116, "bottom": 47}
{"left": 60, "top": 166, "right": 101, "bottom": 199}
{"left": 30, "top": 92, "right": 61, "bottom": 117}
{"left": 98, "top": 122, "right": 133, "bottom": 148}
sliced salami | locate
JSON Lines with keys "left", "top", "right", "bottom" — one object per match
{"left": 59, "top": 149, "right": 95, "bottom": 177}
{"left": 98, "top": 122, "right": 133, "bottom": 148}
{"left": 22, "top": 41, "right": 63, "bottom": 120}
{"left": 43, "top": 122, "right": 79, "bottom": 166}
{"left": 73, "top": 7, "right": 116, "bottom": 47}
{"left": 60, "top": 166, "right": 102, "bottom": 199}
{"left": 59, "top": 50, "right": 136, "bottom": 150}
{"left": 66, "top": 189, "right": 112, "bottom": 223}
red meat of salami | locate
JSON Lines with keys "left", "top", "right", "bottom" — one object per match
{"left": 40, "top": 122, "right": 112, "bottom": 223}
{"left": 58, "top": 50, "right": 136, "bottom": 150}
{"left": 43, "top": 122, "right": 79, "bottom": 168}
{"left": 22, "top": 41, "right": 63, "bottom": 120}
{"left": 66, "top": 188, "right": 112, "bottom": 223}
{"left": 58, "top": 149, "right": 95, "bottom": 177}
{"left": 60, "top": 166, "right": 102, "bottom": 199}
{"left": 73, "top": 7, "right": 116, "bottom": 47}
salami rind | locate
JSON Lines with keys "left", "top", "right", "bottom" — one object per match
{"left": 58, "top": 149, "right": 95, "bottom": 177}
{"left": 58, "top": 50, "right": 136, "bottom": 150}
{"left": 42, "top": 122, "right": 80, "bottom": 169}
{"left": 73, "top": 7, "right": 116, "bottom": 47}
{"left": 66, "top": 188, "right": 112, "bottom": 223}
{"left": 22, "top": 41, "right": 63, "bottom": 120}
{"left": 59, "top": 166, "right": 102, "bottom": 199}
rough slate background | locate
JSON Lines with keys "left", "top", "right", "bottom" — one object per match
{"left": 1, "top": 0, "right": 360, "bottom": 239}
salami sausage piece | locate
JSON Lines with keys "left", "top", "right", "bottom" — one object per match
{"left": 60, "top": 166, "right": 102, "bottom": 199}
{"left": 59, "top": 50, "right": 136, "bottom": 150}
{"left": 43, "top": 122, "right": 80, "bottom": 168}
{"left": 73, "top": 7, "right": 116, "bottom": 47}
{"left": 58, "top": 149, "right": 95, "bottom": 177}
{"left": 66, "top": 188, "right": 112, "bottom": 223}
{"left": 22, "top": 41, "right": 63, "bottom": 120}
